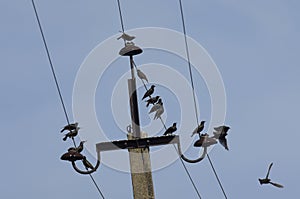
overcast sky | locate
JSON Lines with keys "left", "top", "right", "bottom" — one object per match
{"left": 1, "top": 1, "right": 300, "bottom": 199}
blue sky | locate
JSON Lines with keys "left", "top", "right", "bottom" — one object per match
{"left": 1, "top": 0, "right": 300, "bottom": 198}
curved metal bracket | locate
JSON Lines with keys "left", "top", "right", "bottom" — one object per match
{"left": 174, "top": 138, "right": 207, "bottom": 163}
{"left": 71, "top": 151, "right": 101, "bottom": 175}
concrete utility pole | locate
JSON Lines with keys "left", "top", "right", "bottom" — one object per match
{"left": 127, "top": 54, "right": 155, "bottom": 199}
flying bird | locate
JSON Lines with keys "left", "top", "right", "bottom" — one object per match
{"left": 68, "top": 141, "right": 86, "bottom": 153}
{"left": 191, "top": 121, "right": 206, "bottom": 137}
{"left": 117, "top": 32, "right": 135, "bottom": 41}
{"left": 259, "top": 163, "right": 284, "bottom": 188}
{"left": 137, "top": 69, "right": 149, "bottom": 83}
{"left": 82, "top": 156, "right": 95, "bottom": 170}
{"left": 164, "top": 123, "right": 177, "bottom": 135}
{"left": 154, "top": 104, "right": 164, "bottom": 120}
{"left": 142, "top": 85, "right": 155, "bottom": 100}
{"left": 145, "top": 96, "right": 160, "bottom": 107}
{"left": 149, "top": 99, "right": 162, "bottom": 114}
{"left": 193, "top": 133, "right": 208, "bottom": 147}
{"left": 63, "top": 127, "right": 80, "bottom": 141}
{"left": 61, "top": 122, "right": 78, "bottom": 133}
{"left": 213, "top": 125, "right": 230, "bottom": 150}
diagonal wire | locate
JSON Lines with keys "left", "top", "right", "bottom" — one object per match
{"left": 207, "top": 154, "right": 228, "bottom": 199}
{"left": 31, "top": 0, "right": 70, "bottom": 126}
{"left": 116, "top": 0, "right": 125, "bottom": 33}
{"left": 178, "top": 0, "right": 199, "bottom": 126}
{"left": 31, "top": 1, "right": 105, "bottom": 198}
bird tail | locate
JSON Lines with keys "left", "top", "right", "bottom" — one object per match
{"left": 270, "top": 182, "right": 284, "bottom": 188}
{"left": 60, "top": 129, "right": 64, "bottom": 133}
{"left": 63, "top": 136, "right": 67, "bottom": 141}
{"left": 146, "top": 101, "right": 150, "bottom": 107}
{"left": 117, "top": 35, "right": 122, "bottom": 40}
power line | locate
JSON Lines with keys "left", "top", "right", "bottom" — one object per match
{"left": 207, "top": 154, "right": 228, "bottom": 199}
{"left": 178, "top": 0, "right": 199, "bottom": 126}
{"left": 30, "top": 1, "right": 105, "bottom": 198}
{"left": 116, "top": 0, "right": 125, "bottom": 33}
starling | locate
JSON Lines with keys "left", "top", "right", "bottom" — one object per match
{"left": 163, "top": 123, "right": 177, "bottom": 135}
{"left": 259, "top": 163, "right": 284, "bottom": 188}
{"left": 213, "top": 125, "right": 230, "bottom": 150}
{"left": 68, "top": 141, "right": 86, "bottom": 153}
{"left": 193, "top": 133, "right": 209, "bottom": 147}
{"left": 142, "top": 85, "right": 155, "bottom": 100}
{"left": 154, "top": 105, "right": 164, "bottom": 120}
{"left": 137, "top": 69, "right": 149, "bottom": 83}
{"left": 82, "top": 156, "right": 95, "bottom": 170}
{"left": 63, "top": 127, "right": 80, "bottom": 141}
{"left": 149, "top": 99, "right": 162, "bottom": 114}
{"left": 117, "top": 32, "right": 135, "bottom": 41}
{"left": 146, "top": 96, "right": 160, "bottom": 107}
{"left": 191, "top": 121, "right": 206, "bottom": 137}
{"left": 60, "top": 122, "right": 78, "bottom": 133}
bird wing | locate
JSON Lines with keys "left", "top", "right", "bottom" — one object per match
{"left": 191, "top": 126, "right": 198, "bottom": 137}
{"left": 149, "top": 104, "right": 160, "bottom": 113}
{"left": 266, "top": 162, "right": 273, "bottom": 179}
{"left": 154, "top": 107, "right": 164, "bottom": 120}
{"left": 194, "top": 137, "right": 204, "bottom": 147}
{"left": 219, "top": 137, "right": 229, "bottom": 150}
{"left": 214, "top": 126, "right": 224, "bottom": 131}
{"left": 270, "top": 182, "right": 284, "bottom": 188}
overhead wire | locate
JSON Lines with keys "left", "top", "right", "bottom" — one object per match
{"left": 30, "top": 1, "right": 105, "bottom": 198}
{"left": 178, "top": 0, "right": 228, "bottom": 198}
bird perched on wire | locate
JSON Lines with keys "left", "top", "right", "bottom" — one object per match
{"left": 145, "top": 96, "right": 160, "bottom": 107}
{"left": 137, "top": 69, "right": 149, "bottom": 83}
{"left": 154, "top": 104, "right": 164, "bottom": 120}
{"left": 164, "top": 123, "right": 177, "bottom": 135}
{"left": 68, "top": 140, "right": 86, "bottom": 153}
{"left": 142, "top": 85, "right": 155, "bottom": 100}
{"left": 259, "top": 163, "right": 284, "bottom": 188}
{"left": 149, "top": 98, "right": 162, "bottom": 114}
{"left": 191, "top": 121, "right": 206, "bottom": 137}
{"left": 63, "top": 127, "right": 80, "bottom": 141}
{"left": 82, "top": 156, "right": 95, "bottom": 170}
{"left": 117, "top": 32, "right": 135, "bottom": 41}
{"left": 212, "top": 125, "right": 230, "bottom": 150}
{"left": 193, "top": 133, "right": 209, "bottom": 147}
{"left": 60, "top": 122, "right": 78, "bottom": 133}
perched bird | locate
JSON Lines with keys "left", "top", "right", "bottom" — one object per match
{"left": 213, "top": 125, "right": 230, "bottom": 150}
{"left": 61, "top": 122, "right": 78, "bottom": 133}
{"left": 142, "top": 85, "right": 155, "bottom": 100}
{"left": 145, "top": 96, "right": 160, "bottom": 107}
{"left": 82, "top": 156, "right": 95, "bottom": 170}
{"left": 191, "top": 121, "right": 206, "bottom": 137}
{"left": 117, "top": 32, "right": 135, "bottom": 41}
{"left": 137, "top": 69, "right": 149, "bottom": 83}
{"left": 63, "top": 127, "right": 80, "bottom": 141}
{"left": 68, "top": 140, "right": 86, "bottom": 153}
{"left": 193, "top": 133, "right": 209, "bottom": 147}
{"left": 154, "top": 105, "right": 164, "bottom": 120}
{"left": 149, "top": 99, "right": 162, "bottom": 114}
{"left": 259, "top": 163, "right": 284, "bottom": 188}
{"left": 164, "top": 123, "right": 177, "bottom": 135}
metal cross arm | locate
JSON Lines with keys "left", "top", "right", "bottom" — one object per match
{"left": 96, "top": 135, "right": 207, "bottom": 164}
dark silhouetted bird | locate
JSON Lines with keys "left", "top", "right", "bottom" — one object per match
{"left": 149, "top": 99, "right": 162, "bottom": 114}
{"left": 137, "top": 69, "right": 149, "bottom": 83}
{"left": 82, "top": 156, "right": 95, "bottom": 170}
{"left": 63, "top": 127, "right": 80, "bottom": 141}
{"left": 146, "top": 96, "right": 160, "bottom": 107}
{"left": 213, "top": 125, "right": 230, "bottom": 150}
{"left": 164, "top": 123, "right": 177, "bottom": 135}
{"left": 68, "top": 140, "right": 86, "bottom": 153}
{"left": 117, "top": 32, "right": 135, "bottom": 41}
{"left": 154, "top": 104, "right": 164, "bottom": 120}
{"left": 193, "top": 133, "right": 208, "bottom": 147}
{"left": 259, "top": 163, "right": 284, "bottom": 188}
{"left": 191, "top": 121, "right": 206, "bottom": 137}
{"left": 142, "top": 85, "right": 155, "bottom": 100}
{"left": 61, "top": 122, "right": 78, "bottom": 133}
